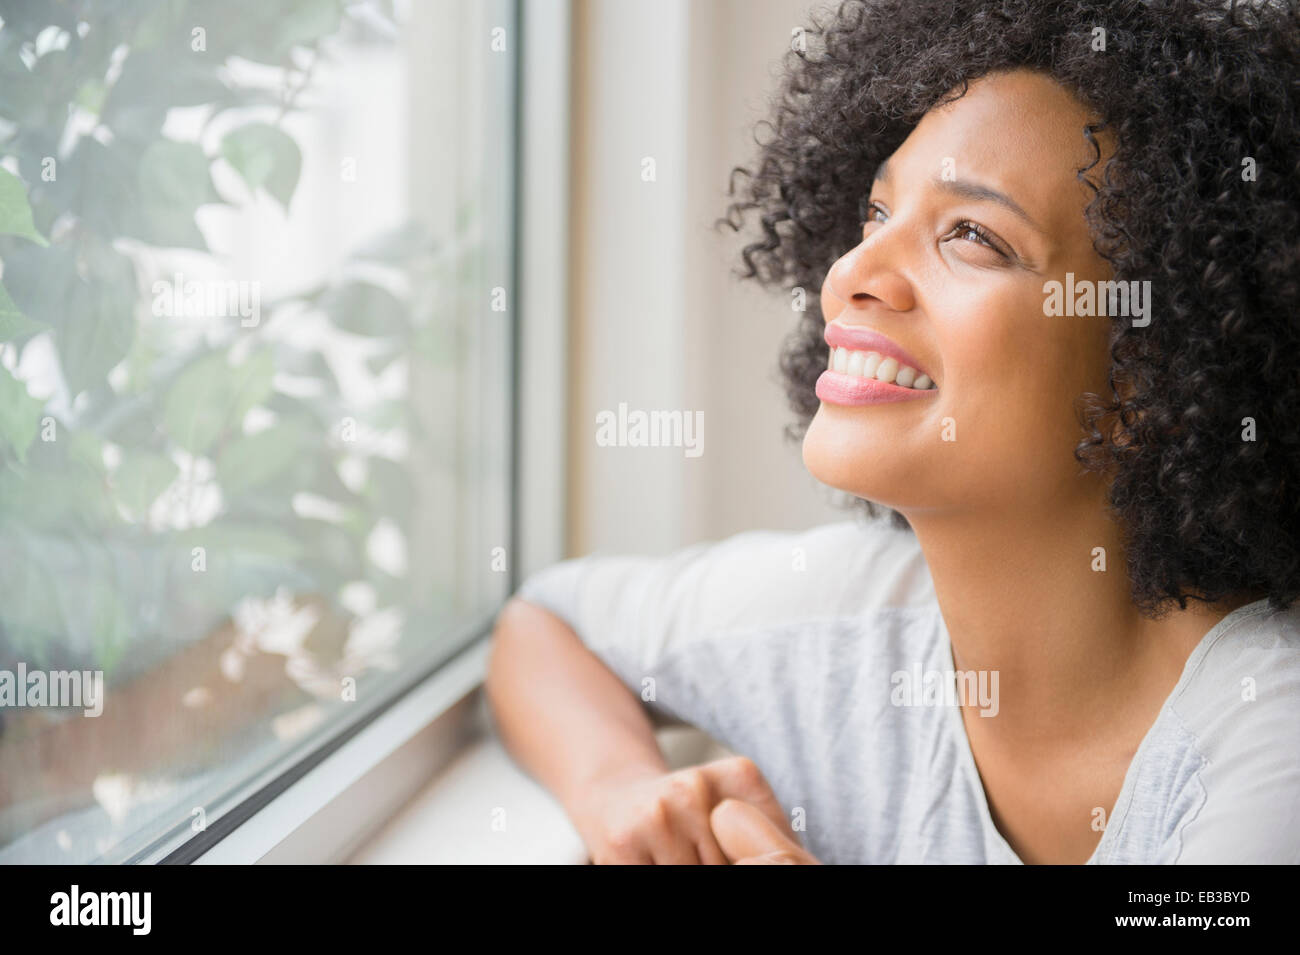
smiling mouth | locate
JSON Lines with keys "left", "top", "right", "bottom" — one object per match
{"left": 826, "top": 346, "right": 936, "bottom": 390}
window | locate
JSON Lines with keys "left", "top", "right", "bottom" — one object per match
{"left": 0, "top": 0, "right": 516, "bottom": 863}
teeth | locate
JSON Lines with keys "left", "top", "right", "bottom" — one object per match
{"left": 827, "top": 347, "right": 935, "bottom": 390}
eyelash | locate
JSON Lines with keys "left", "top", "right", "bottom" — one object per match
{"left": 859, "top": 200, "right": 1011, "bottom": 260}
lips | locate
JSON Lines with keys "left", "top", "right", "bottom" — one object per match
{"left": 823, "top": 322, "right": 935, "bottom": 384}
{"left": 816, "top": 321, "right": 939, "bottom": 407}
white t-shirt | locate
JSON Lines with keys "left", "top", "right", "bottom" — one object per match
{"left": 516, "top": 516, "right": 1300, "bottom": 864}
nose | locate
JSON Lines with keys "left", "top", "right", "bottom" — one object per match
{"left": 824, "top": 231, "right": 916, "bottom": 317}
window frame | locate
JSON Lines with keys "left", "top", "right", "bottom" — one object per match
{"left": 121, "top": 0, "right": 571, "bottom": 866}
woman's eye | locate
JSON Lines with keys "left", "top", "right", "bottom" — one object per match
{"left": 948, "top": 220, "right": 1007, "bottom": 257}
{"left": 859, "top": 201, "right": 1012, "bottom": 262}
{"left": 859, "top": 198, "right": 888, "bottom": 226}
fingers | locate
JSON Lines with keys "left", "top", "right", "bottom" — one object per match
{"left": 596, "top": 836, "right": 655, "bottom": 865}
{"left": 657, "top": 775, "right": 729, "bottom": 864}
{"left": 710, "top": 798, "right": 818, "bottom": 864}
{"left": 643, "top": 823, "right": 727, "bottom": 865}
{"left": 582, "top": 756, "right": 795, "bottom": 864}
{"left": 641, "top": 803, "right": 703, "bottom": 864}
{"left": 693, "top": 834, "right": 730, "bottom": 865}
{"left": 710, "top": 797, "right": 790, "bottom": 859}
{"left": 700, "top": 756, "right": 797, "bottom": 841}
{"left": 593, "top": 765, "right": 729, "bottom": 864}
{"left": 654, "top": 763, "right": 731, "bottom": 864}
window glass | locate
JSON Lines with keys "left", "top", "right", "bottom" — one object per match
{"left": 0, "top": 0, "right": 514, "bottom": 863}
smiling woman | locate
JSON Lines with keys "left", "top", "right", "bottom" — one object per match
{"left": 487, "top": 0, "right": 1300, "bottom": 866}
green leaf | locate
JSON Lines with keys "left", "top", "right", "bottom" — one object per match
{"left": 267, "top": 0, "right": 344, "bottom": 58}
{"left": 230, "top": 348, "right": 275, "bottom": 421}
{"left": 179, "top": 522, "right": 306, "bottom": 564}
{"left": 103, "top": 50, "right": 230, "bottom": 139}
{"left": 0, "top": 166, "right": 48, "bottom": 245}
{"left": 0, "top": 242, "right": 75, "bottom": 324}
{"left": 0, "top": 466, "right": 114, "bottom": 531}
{"left": 129, "top": 139, "right": 217, "bottom": 249}
{"left": 163, "top": 353, "right": 233, "bottom": 454}
{"left": 56, "top": 250, "right": 137, "bottom": 396}
{"left": 220, "top": 122, "right": 302, "bottom": 210}
{"left": 22, "top": 424, "right": 105, "bottom": 477}
{"left": 0, "top": 364, "right": 44, "bottom": 462}
{"left": 163, "top": 349, "right": 274, "bottom": 454}
{"left": 74, "top": 80, "right": 108, "bottom": 116}
{"left": 320, "top": 281, "right": 408, "bottom": 337}
{"left": 87, "top": 580, "right": 132, "bottom": 675}
{"left": 217, "top": 426, "right": 301, "bottom": 494}
{"left": 114, "top": 451, "right": 179, "bottom": 516}
{"left": 0, "top": 280, "right": 49, "bottom": 342}
{"left": 59, "top": 139, "right": 138, "bottom": 237}
{"left": 273, "top": 342, "right": 340, "bottom": 393}
{"left": 170, "top": 533, "right": 316, "bottom": 619}
{"left": 141, "top": 140, "right": 214, "bottom": 206}
{"left": 131, "top": 1, "right": 190, "bottom": 52}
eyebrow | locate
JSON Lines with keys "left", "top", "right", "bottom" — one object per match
{"left": 873, "top": 158, "right": 1044, "bottom": 233}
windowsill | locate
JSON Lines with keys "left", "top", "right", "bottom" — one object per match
{"left": 346, "top": 728, "right": 588, "bottom": 864}
{"left": 348, "top": 719, "right": 732, "bottom": 864}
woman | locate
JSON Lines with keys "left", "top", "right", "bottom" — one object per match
{"left": 486, "top": 0, "right": 1300, "bottom": 864}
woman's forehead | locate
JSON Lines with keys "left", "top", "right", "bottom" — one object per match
{"left": 879, "top": 70, "right": 1110, "bottom": 232}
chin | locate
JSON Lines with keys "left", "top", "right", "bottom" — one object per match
{"left": 801, "top": 404, "right": 945, "bottom": 512}
{"left": 803, "top": 407, "right": 888, "bottom": 500}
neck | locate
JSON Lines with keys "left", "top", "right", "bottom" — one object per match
{"left": 903, "top": 490, "right": 1243, "bottom": 753}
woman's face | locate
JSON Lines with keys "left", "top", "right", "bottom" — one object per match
{"left": 803, "top": 68, "right": 1118, "bottom": 519}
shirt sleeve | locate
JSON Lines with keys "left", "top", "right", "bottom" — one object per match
{"left": 513, "top": 516, "right": 934, "bottom": 707}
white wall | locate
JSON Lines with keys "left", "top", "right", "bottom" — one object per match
{"left": 565, "top": 0, "right": 846, "bottom": 557}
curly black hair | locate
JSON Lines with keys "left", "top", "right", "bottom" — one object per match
{"left": 718, "top": 0, "right": 1300, "bottom": 617}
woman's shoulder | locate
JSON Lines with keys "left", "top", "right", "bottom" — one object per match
{"left": 514, "top": 514, "right": 939, "bottom": 677}
{"left": 697, "top": 515, "right": 936, "bottom": 611}
{"left": 1173, "top": 598, "right": 1300, "bottom": 728}
{"left": 1160, "top": 600, "right": 1300, "bottom": 862}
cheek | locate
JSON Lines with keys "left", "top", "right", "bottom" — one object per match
{"left": 819, "top": 277, "right": 837, "bottom": 320}
{"left": 801, "top": 272, "right": 1113, "bottom": 507}
{"left": 944, "top": 297, "right": 1112, "bottom": 464}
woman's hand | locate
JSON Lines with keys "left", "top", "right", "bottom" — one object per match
{"left": 710, "top": 798, "right": 823, "bottom": 864}
{"left": 570, "top": 755, "right": 793, "bottom": 864}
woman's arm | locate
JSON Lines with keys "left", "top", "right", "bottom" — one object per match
{"left": 485, "top": 596, "right": 670, "bottom": 810}
{"left": 485, "top": 521, "right": 921, "bottom": 861}
{"left": 485, "top": 595, "right": 791, "bottom": 863}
